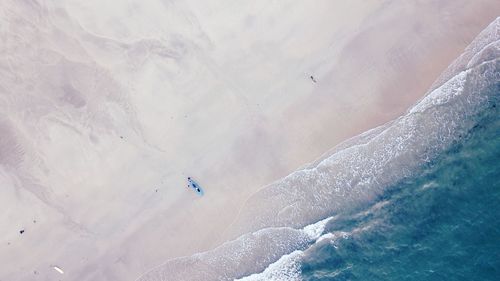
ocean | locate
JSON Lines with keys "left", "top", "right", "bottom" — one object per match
{"left": 137, "top": 18, "right": 499, "bottom": 281}
{"left": 299, "top": 97, "right": 500, "bottom": 280}
{"left": 234, "top": 85, "right": 499, "bottom": 281}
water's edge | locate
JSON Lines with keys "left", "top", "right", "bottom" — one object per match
{"left": 136, "top": 17, "right": 500, "bottom": 281}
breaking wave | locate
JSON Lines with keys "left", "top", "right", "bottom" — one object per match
{"left": 136, "top": 17, "right": 500, "bottom": 281}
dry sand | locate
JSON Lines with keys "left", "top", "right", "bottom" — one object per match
{"left": 0, "top": 0, "right": 499, "bottom": 280}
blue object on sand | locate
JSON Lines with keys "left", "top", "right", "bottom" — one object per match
{"left": 187, "top": 177, "right": 204, "bottom": 196}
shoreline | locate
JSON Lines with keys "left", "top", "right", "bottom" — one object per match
{"left": 137, "top": 16, "right": 500, "bottom": 280}
{"left": 1, "top": 1, "right": 500, "bottom": 280}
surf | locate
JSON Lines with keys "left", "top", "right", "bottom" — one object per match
{"left": 136, "top": 17, "right": 500, "bottom": 281}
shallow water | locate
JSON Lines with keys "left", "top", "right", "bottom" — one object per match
{"left": 137, "top": 19, "right": 499, "bottom": 281}
{"left": 299, "top": 99, "right": 500, "bottom": 280}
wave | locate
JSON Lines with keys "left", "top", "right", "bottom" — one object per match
{"left": 235, "top": 205, "right": 386, "bottom": 281}
{"left": 136, "top": 17, "right": 500, "bottom": 281}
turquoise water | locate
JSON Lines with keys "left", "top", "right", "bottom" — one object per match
{"left": 136, "top": 51, "right": 498, "bottom": 281}
{"left": 300, "top": 99, "right": 499, "bottom": 280}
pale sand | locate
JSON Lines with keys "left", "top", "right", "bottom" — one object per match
{"left": 0, "top": 1, "right": 499, "bottom": 280}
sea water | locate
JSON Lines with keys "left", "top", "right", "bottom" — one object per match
{"left": 137, "top": 19, "right": 499, "bottom": 281}
{"left": 298, "top": 100, "right": 499, "bottom": 280}
{"left": 140, "top": 64, "right": 499, "bottom": 281}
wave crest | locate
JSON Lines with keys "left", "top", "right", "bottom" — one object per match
{"left": 136, "top": 17, "right": 500, "bottom": 281}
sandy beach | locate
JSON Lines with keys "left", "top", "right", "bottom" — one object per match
{"left": 1, "top": 1, "right": 499, "bottom": 280}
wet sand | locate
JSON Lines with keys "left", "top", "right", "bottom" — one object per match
{"left": 1, "top": 1, "right": 499, "bottom": 280}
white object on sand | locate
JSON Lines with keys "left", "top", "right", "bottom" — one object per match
{"left": 52, "top": 266, "right": 64, "bottom": 274}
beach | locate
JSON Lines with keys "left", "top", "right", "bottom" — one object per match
{"left": 0, "top": 1, "right": 499, "bottom": 280}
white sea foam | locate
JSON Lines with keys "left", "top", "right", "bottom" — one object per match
{"left": 235, "top": 217, "right": 380, "bottom": 281}
{"left": 225, "top": 18, "right": 500, "bottom": 239}
{"left": 409, "top": 70, "right": 467, "bottom": 114}
{"left": 234, "top": 250, "right": 303, "bottom": 281}
{"left": 302, "top": 216, "right": 333, "bottom": 240}
{"left": 137, "top": 17, "right": 500, "bottom": 281}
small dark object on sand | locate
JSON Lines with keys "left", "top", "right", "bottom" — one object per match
{"left": 19, "top": 229, "right": 25, "bottom": 234}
